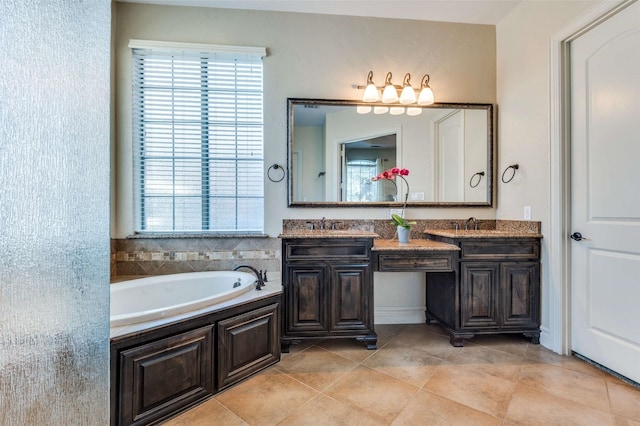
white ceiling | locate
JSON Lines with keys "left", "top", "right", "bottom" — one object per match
{"left": 115, "top": 0, "right": 523, "bottom": 25}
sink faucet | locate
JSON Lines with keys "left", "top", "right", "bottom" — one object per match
{"left": 451, "top": 221, "right": 460, "bottom": 231}
{"left": 465, "top": 217, "right": 478, "bottom": 230}
{"left": 232, "top": 265, "right": 265, "bottom": 290}
{"left": 320, "top": 217, "right": 326, "bottom": 230}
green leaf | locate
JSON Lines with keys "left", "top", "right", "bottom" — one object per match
{"left": 391, "top": 213, "right": 415, "bottom": 229}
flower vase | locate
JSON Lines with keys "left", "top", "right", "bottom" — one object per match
{"left": 397, "top": 226, "right": 410, "bottom": 243}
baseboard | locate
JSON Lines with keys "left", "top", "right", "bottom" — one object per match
{"left": 539, "top": 325, "right": 553, "bottom": 351}
{"left": 375, "top": 306, "right": 425, "bottom": 324}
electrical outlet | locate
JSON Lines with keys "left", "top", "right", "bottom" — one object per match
{"left": 390, "top": 208, "right": 403, "bottom": 218}
{"left": 524, "top": 206, "right": 532, "bottom": 220}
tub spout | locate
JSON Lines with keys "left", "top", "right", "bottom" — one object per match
{"left": 232, "top": 265, "right": 265, "bottom": 290}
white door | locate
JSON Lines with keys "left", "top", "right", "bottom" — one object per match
{"left": 435, "top": 110, "right": 464, "bottom": 202}
{"left": 570, "top": 1, "right": 640, "bottom": 383}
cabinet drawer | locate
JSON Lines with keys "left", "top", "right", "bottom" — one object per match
{"left": 460, "top": 240, "right": 539, "bottom": 260}
{"left": 376, "top": 253, "right": 455, "bottom": 272}
{"left": 284, "top": 239, "right": 372, "bottom": 260}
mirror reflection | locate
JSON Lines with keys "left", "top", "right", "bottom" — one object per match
{"left": 341, "top": 134, "right": 397, "bottom": 202}
{"left": 288, "top": 99, "right": 493, "bottom": 207}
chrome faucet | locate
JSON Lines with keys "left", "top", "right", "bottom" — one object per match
{"left": 232, "top": 265, "right": 265, "bottom": 290}
{"left": 451, "top": 221, "right": 460, "bottom": 231}
{"left": 320, "top": 217, "right": 326, "bottom": 230}
{"left": 465, "top": 217, "right": 478, "bottom": 230}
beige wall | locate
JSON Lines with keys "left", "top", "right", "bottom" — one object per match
{"left": 496, "top": 0, "right": 597, "bottom": 347}
{"left": 113, "top": 3, "right": 497, "bottom": 238}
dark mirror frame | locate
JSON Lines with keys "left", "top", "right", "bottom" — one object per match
{"left": 287, "top": 98, "right": 494, "bottom": 208}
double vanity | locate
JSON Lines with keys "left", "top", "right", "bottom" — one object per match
{"left": 280, "top": 221, "right": 542, "bottom": 350}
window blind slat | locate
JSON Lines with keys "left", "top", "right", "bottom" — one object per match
{"left": 132, "top": 46, "right": 264, "bottom": 233}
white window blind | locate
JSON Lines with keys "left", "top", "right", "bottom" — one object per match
{"left": 131, "top": 42, "right": 265, "bottom": 234}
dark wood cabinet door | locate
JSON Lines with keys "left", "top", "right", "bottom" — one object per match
{"left": 500, "top": 262, "right": 540, "bottom": 328}
{"left": 285, "top": 265, "right": 329, "bottom": 334}
{"left": 217, "top": 303, "right": 280, "bottom": 390}
{"left": 330, "top": 264, "right": 370, "bottom": 332}
{"left": 118, "top": 325, "right": 214, "bottom": 426}
{"left": 460, "top": 262, "right": 500, "bottom": 328}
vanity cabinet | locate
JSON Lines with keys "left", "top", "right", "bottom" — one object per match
{"left": 425, "top": 235, "right": 541, "bottom": 346}
{"left": 281, "top": 237, "right": 377, "bottom": 351}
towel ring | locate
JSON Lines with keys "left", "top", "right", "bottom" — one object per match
{"left": 501, "top": 164, "right": 519, "bottom": 183}
{"left": 267, "top": 164, "right": 285, "bottom": 182}
{"left": 469, "top": 171, "right": 485, "bottom": 188}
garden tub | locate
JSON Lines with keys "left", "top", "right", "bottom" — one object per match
{"left": 110, "top": 270, "right": 258, "bottom": 327}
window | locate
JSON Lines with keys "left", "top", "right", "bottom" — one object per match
{"left": 131, "top": 41, "right": 266, "bottom": 234}
{"left": 344, "top": 159, "right": 379, "bottom": 202}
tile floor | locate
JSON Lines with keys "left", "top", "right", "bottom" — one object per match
{"left": 164, "top": 324, "right": 640, "bottom": 425}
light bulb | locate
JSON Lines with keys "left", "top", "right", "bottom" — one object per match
{"left": 406, "top": 107, "right": 422, "bottom": 116}
{"left": 417, "top": 75, "right": 434, "bottom": 105}
{"left": 362, "top": 83, "right": 379, "bottom": 102}
{"left": 417, "top": 87, "right": 434, "bottom": 105}
{"left": 399, "top": 86, "right": 416, "bottom": 105}
{"left": 390, "top": 107, "right": 405, "bottom": 115}
{"left": 357, "top": 105, "right": 372, "bottom": 114}
{"left": 381, "top": 72, "right": 398, "bottom": 103}
{"left": 373, "top": 106, "right": 389, "bottom": 114}
{"left": 382, "top": 84, "right": 398, "bottom": 103}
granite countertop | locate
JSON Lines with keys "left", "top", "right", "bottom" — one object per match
{"left": 424, "top": 229, "right": 543, "bottom": 239}
{"left": 373, "top": 238, "right": 460, "bottom": 251}
{"left": 278, "top": 229, "right": 379, "bottom": 239}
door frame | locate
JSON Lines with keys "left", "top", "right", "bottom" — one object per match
{"left": 549, "top": 0, "right": 635, "bottom": 355}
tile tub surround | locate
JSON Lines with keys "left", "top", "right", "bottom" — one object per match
{"left": 111, "top": 237, "right": 280, "bottom": 279}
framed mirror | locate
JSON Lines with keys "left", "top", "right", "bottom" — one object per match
{"left": 287, "top": 98, "right": 493, "bottom": 207}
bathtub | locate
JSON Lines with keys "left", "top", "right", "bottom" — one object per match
{"left": 110, "top": 271, "right": 259, "bottom": 327}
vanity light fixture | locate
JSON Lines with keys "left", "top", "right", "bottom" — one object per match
{"left": 357, "top": 70, "right": 435, "bottom": 110}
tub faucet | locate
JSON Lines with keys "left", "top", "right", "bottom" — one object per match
{"left": 232, "top": 265, "right": 265, "bottom": 290}
{"left": 465, "top": 217, "right": 478, "bottom": 230}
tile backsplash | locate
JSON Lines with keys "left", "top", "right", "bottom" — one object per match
{"left": 111, "top": 237, "right": 280, "bottom": 281}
